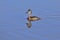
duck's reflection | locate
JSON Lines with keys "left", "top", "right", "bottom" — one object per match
{"left": 26, "top": 9, "right": 41, "bottom": 28}
{"left": 26, "top": 20, "right": 32, "bottom": 28}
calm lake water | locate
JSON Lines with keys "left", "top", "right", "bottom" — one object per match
{"left": 0, "top": 0, "right": 60, "bottom": 40}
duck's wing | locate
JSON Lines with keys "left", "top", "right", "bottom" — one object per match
{"left": 26, "top": 21, "right": 32, "bottom": 28}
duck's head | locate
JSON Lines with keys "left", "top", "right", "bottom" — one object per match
{"left": 26, "top": 9, "right": 32, "bottom": 15}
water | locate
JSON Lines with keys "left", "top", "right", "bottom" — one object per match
{"left": 0, "top": 0, "right": 60, "bottom": 40}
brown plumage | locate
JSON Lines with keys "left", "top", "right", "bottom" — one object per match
{"left": 27, "top": 16, "right": 40, "bottom": 21}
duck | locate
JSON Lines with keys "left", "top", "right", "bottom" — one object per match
{"left": 26, "top": 9, "right": 41, "bottom": 28}
{"left": 26, "top": 9, "right": 40, "bottom": 21}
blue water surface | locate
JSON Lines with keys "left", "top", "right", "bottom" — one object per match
{"left": 0, "top": 0, "right": 60, "bottom": 40}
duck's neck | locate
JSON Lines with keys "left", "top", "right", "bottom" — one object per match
{"left": 28, "top": 14, "right": 32, "bottom": 20}
{"left": 27, "top": 13, "right": 32, "bottom": 16}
